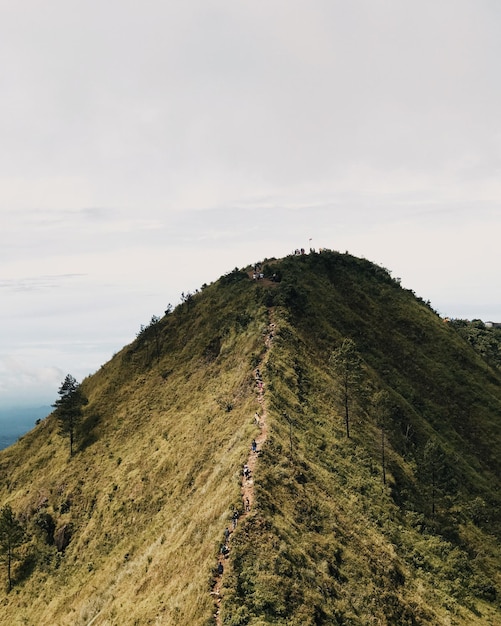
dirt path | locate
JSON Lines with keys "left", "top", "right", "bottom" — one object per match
{"left": 211, "top": 311, "right": 275, "bottom": 624}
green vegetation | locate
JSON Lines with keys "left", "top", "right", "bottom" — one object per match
{"left": 0, "top": 250, "right": 500, "bottom": 625}
{"left": 52, "top": 374, "right": 88, "bottom": 456}
{"left": 448, "top": 318, "right": 501, "bottom": 369}
{"left": 0, "top": 504, "right": 26, "bottom": 592}
{"left": 329, "top": 338, "right": 363, "bottom": 438}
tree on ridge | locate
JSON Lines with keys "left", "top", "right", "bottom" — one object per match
{"left": 52, "top": 374, "right": 88, "bottom": 456}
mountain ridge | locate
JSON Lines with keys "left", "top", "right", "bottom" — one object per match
{"left": 0, "top": 249, "right": 500, "bottom": 625}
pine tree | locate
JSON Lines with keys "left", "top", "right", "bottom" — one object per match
{"left": 0, "top": 505, "right": 25, "bottom": 592}
{"left": 52, "top": 374, "right": 88, "bottom": 456}
{"left": 374, "top": 390, "right": 391, "bottom": 486}
{"left": 423, "top": 439, "right": 456, "bottom": 520}
{"left": 330, "top": 338, "right": 363, "bottom": 438}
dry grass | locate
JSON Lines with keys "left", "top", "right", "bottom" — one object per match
{"left": 0, "top": 277, "right": 267, "bottom": 625}
{"left": 1, "top": 253, "right": 500, "bottom": 625}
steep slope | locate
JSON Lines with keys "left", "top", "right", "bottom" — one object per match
{"left": 0, "top": 251, "right": 500, "bottom": 626}
{"left": 220, "top": 252, "right": 501, "bottom": 625}
{"left": 0, "top": 269, "right": 268, "bottom": 625}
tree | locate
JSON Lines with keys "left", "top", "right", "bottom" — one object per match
{"left": 283, "top": 412, "right": 294, "bottom": 462}
{"left": 150, "top": 315, "right": 162, "bottom": 360}
{"left": 330, "top": 338, "right": 363, "bottom": 438}
{"left": 422, "top": 439, "right": 457, "bottom": 520}
{"left": 0, "top": 505, "right": 25, "bottom": 592}
{"left": 373, "top": 390, "right": 391, "bottom": 485}
{"left": 52, "top": 374, "right": 88, "bottom": 456}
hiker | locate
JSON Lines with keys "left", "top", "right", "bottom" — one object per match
{"left": 245, "top": 497, "right": 250, "bottom": 512}
{"left": 232, "top": 510, "right": 239, "bottom": 529}
{"left": 224, "top": 527, "right": 230, "bottom": 541}
{"left": 221, "top": 544, "right": 230, "bottom": 558}
{"left": 217, "top": 562, "right": 224, "bottom": 576}
{"left": 254, "top": 412, "right": 260, "bottom": 426}
{"left": 251, "top": 439, "right": 257, "bottom": 453}
{"left": 243, "top": 464, "right": 251, "bottom": 479}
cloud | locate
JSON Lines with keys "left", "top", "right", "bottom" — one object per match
{"left": 0, "top": 274, "right": 85, "bottom": 293}
{"left": 0, "top": 1, "right": 500, "bottom": 409}
{"left": 0, "top": 354, "right": 63, "bottom": 406}
{"left": 1, "top": 1, "right": 500, "bottom": 213}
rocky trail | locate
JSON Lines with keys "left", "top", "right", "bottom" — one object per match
{"left": 211, "top": 312, "right": 275, "bottom": 624}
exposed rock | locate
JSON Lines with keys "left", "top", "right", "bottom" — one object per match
{"left": 54, "top": 523, "right": 73, "bottom": 552}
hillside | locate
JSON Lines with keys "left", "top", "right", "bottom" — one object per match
{"left": 0, "top": 250, "right": 500, "bottom": 626}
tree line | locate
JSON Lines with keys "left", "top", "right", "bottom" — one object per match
{"left": 330, "top": 338, "right": 460, "bottom": 520}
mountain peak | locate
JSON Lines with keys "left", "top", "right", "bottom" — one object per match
{"left": 1, "top": 250, "right": 500, "bottom": 625}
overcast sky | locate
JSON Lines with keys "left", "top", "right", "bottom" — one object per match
{"left": 1, "top": 0, "right": 500, "bottom": 409}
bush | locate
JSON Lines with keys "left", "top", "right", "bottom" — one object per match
{"left": 34, "top": 512, "right": 56, "bottom": 545}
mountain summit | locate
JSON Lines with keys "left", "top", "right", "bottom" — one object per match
{"left": 1, "top": 250, "right": 500, "bottom": 625}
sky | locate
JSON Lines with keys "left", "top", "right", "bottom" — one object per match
{"left": 1, "top": 0, "right": 500, "bottom": 409}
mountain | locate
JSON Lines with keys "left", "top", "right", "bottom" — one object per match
{"left": 0, "top": 250, "right": 500, "bottom": 625}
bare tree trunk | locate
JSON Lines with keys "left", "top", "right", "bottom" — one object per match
{"left": 381, "top": 423, "right": 386, "bottom": 486}
{"left": 344, "top": 380, "right": 350, "bottom": 439}
{"left": 7, "top": 548, "right": 12, "bottom": 592}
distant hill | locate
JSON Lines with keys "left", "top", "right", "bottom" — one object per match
{"left": 0, "top": 250, "right": 500, "bottom": 625}
{"left": 0, "top": 406, "right": 51, "bottom": 451}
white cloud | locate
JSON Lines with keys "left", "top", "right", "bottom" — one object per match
{"left": 0, "top": 354, "right": 63, "bottom": 406}
{"left": 0, "top": 1, "right": 500, "bottom": 408}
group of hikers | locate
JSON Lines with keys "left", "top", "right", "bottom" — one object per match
{"left": 213, "top": 307, "right": 274, "bottom": 624}
{"left": 252, "top": 261, "right": 264, "bottom": 280}
{"left": 251, "top": 261, "right": 280, "bottom": 283}
{"left": 215, "top": 366, "right": 264, "bottom": 581}
{"left": 217, "top": 510, "right": 239, "bottom": 573}
{"left": 255, "top": 367, "right": 264, "bottom": 391}
{"left": 293, "top": 246, "right": 317, "bottom": 255}
{"left": 216, "top": 444, "right": 259, "bottom": 577}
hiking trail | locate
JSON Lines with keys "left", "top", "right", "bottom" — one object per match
{"left": 211, "top": 310, "right": 275, "bottom": 624}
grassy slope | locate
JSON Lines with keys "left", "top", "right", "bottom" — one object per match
{"left": 0, "top": 252, "right": 500, "bottom": 626}
{"left": 220, "top": 252, "right": 501, "bottom": 625}
{"left": 0, "top": 272, "right": 268, "bottom": 625}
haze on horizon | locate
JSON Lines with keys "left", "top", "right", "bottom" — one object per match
{"left": 1, "top": 0, "right": 500, "bottom": 409}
